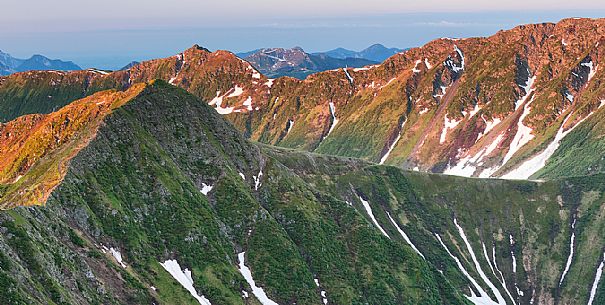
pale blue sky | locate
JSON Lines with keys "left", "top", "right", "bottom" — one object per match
{"left": 2, "top": 1, "right": 605, "bottom": 69}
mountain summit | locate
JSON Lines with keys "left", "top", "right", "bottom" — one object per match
{"left": 237, "top": 47, "right": 377, "bottom": 79}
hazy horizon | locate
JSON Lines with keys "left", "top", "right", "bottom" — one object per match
{"left": 2, "top": 7, "right": 605, "bottom": 70}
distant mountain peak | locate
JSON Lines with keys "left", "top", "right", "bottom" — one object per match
{"left": 189, "top": 44, "right": 211, "bottom": 52}
{"left": 315, "top": 44, "right": 404, "bottom": 62}
{"left": 0, "top": 50, "right": 81, "bottom": 75}
{"left": 236, "top": 46, "right": 377, "bottom": 79}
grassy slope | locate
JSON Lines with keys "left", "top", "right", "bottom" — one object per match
{"left": 263, "top": 147, "right": 605, "bottom": 305}
{"left": 0, "top": 82, "right": 468, "bottom": 305}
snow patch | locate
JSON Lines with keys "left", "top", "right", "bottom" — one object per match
{"left": 559, "top": 217, "right": 576, "bottom": 286}
{"left": 357, "top": 194, "right": 390, "bottom": 238}
{"left": 314, "top": 278, "right": 328, "bottom": 304}
{"left": 243, "top": 96, "right": 253, "bottom": 111}
{"left": 253, "top": 168, "right": 263, "bottom": 191}
{"left": 435, "top": 234, "right": 501, "bottom": 305}
{"left": 343, "top": 68, "right": 354, "bottom": 84}
{"left": 200, "top": 183, "right": 213, "bottom": 196}
{"left": 239, "top": 173, "right": 246, "bottom": 180}
{"left": 237, "top": 252, "right": 279, "bottom": 305}
{"left": 454, "top": 218, "right": 507, "bottom": 304}
{"left": 160, "top": 259, "right": 212, "bottom": 305}
{"left": 227, "top": 86, "right": 244, "bottom": 98}
{"left": 501, "top": 95, "right": 535, "bottom": 167}
{"left": 387, "top": 212, "right": 424, "bottom": 259}
{"left": 379, "top": 119, "right": 406, "bottom": 164}
{"left": 323, "top": 102, "right": 339, "bottom": 140}
{"left": 484, "top": 244, "right": 517, "bottom": 305}
{"left": 501, "top": 110, "right": 597, "bottom": 179}
{"left": 582, "top": 61, "right": 598, "bottom": 85}
{"left": 433, "top": 85, "right": 448, "bottom": 99}
{"left": 587, "top": 253, "right": 605, "bottom": 305}
{"left": 412, "top": 59, "right": 422, "bottom": 73}
{"left": 110, "top": 247, "right": 126, "bottom": 268}
{"left": 286, "top": 119, "right": 294, "bottom": 135}
{"left": 516, "top": 75, "right": 536, "bottom": 110}
{"left": 424, "top": 58, "right": 433, "bottom": 69}
{"left": 440, "top": 115, "right": 461, "bottom": 144}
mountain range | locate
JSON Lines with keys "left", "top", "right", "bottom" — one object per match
{"left": 237, "top": 47, "right": 378, "bottom": 79}
{"left": 0, "top": 50, "right": 81, "bottom": 76}
{"left": 315, "top": 43, "right": 404, "bottom": 62}
{"left": 0, "top": 18, "right": 605, "bottom": 305}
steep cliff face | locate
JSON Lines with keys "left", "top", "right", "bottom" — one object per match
{"left": 1, "top": 19, "right": 605, "bottom": 180}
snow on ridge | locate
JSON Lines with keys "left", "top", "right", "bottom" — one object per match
{"left": 386, "top": 212, "right": 424, "bottom": 259}
{"left": 588, "top": 252, "right": 605, "bottom": 305}
{"left": 238, "top": 252, "right": 279, "bottom": 305}
{"left": 357, "top": 194, "right": 390, "bottom": 238}
{"left": 160, "top": 259, "right": 212, "bottom": 305}
{"left": 379, "top": 119, "right": 406, "bottom": 165}
{"left": 454, "top": 218, "right": 507, "bottom": 305}
{"left": 559, "top": 217, "right": 576, "bottom": 286}
{"left": 265, "top": 79, "right": 275, "bottom": 88}
{"left": 440, "top": 115, "right": 461, "bottom": 144}
{"left": 200, "top": 183, "right": 214, "bottom": 195}
{"left": 353, "top": 65, "right": 378, "bottom": 72}
{"left": 444, "top": 45, "right": 465, "bottom": 73}
{"left": 454, "top": 45, "right": 465, "bottom": 71}
{"left": 501, "top": 108, "right": 598, "bottom": 180}
{"left": 343, "top": 68, "right": 354, "bottom": 84}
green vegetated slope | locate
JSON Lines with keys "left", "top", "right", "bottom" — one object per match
{"left": 265, "top": 147, "right": 605, "bottom": 305}
{"left": 534, "top": 103, "right": 605, "bottom": 179}
{"left": 0, "top": 81, "right": 470, "bottom": 305}
{"left": 1, "top": 81, "right": 605, "bottom": 305}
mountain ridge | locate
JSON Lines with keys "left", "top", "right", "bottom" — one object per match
{"left": 0, "top": 18, "right": 604, "bottom": 182}
{"left": 0, "top": 50, "right": 81, "bottom": 76}
{"left": 0, "top": 80, "right": 605, "bottom": 304}
{"left": 237, "top": 46, "right": 378, "bottom": 79}
{"left": 315, "top": 43, "right": 404, "bottom": 62}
